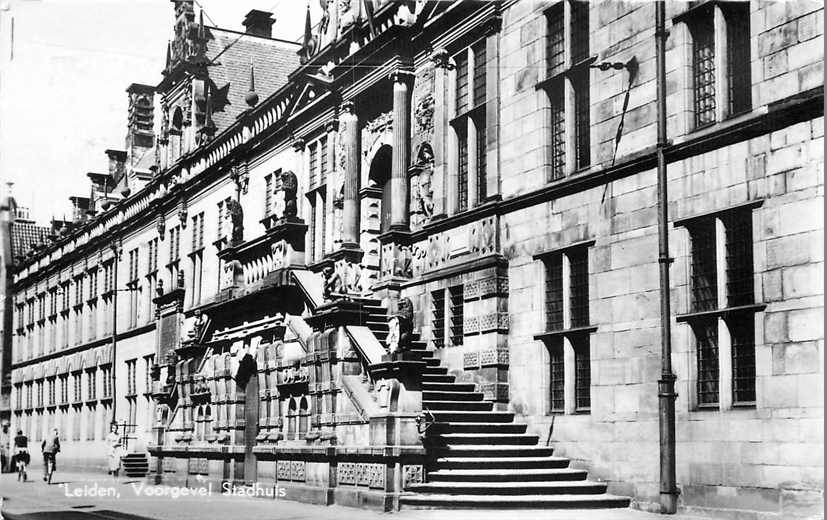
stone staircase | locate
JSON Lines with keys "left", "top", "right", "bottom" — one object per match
{"left": 121, "top": 452, "right": 149, "bottom": 478}
{"left": 400, "top": 347, "right": 630, "bottom": 509}
{"left": 310, "top": 291, "right": 629, "bottom": 509}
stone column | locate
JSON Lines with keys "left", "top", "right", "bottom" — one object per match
{"left": 341, "top": 101, "right": 360, "bottom": 248}
{"left": 390, "top": 70, "right": 413, "bottom": 231}
{"left": 431, "top": 49, "right": 448, "bottom": 218}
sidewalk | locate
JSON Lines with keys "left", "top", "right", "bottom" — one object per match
{"left": 0, "top": 470, "right": 720, "bottom": 520}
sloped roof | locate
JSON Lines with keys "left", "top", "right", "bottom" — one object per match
{"left": 205, "top": 27, "right": 300, "bottom": 132}
{"left": 10, "top": 220, "right": 50, "bottom": 260}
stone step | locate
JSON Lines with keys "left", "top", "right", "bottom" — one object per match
{"left": 406, "top": 349, "right": 434, "bottom": 359}
{"left": 422, "top": 383, "right": 476, "bottom": 394}
{"left": 423, "top": 391, "right": 484, "bottom": 402}
{"left": 428, "top": 411, "right": 514, "bottom": 423}
{"left": 399, "top": 493, "right": 631, "bottom": 509}
{"left": 424, "top": 400, "right": 494, "bottom": 411}
{"left": 434, "top": 456, "right": 569, "bottom": 470}
{"left": 422, "top": 374, "right": 455, "bottom": 383}
{"left": 430, "top": 433, "right": 540, "bottom": 445}
{"left": 430, "top": 445, "right": 555, "bottom": 458}
{"left": 427, "top": 468, "right": 588, "bottom": 483}
{"left": 429, "top": 422, "right": 529, "bottom": 434}
{"left": 423, "top": 366, "right": 449, "bottom": 375}
{"left": 407, "top": 480, "right": 609, "bottom": 496}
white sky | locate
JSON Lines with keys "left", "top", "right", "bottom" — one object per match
{"left": 0, "top": 0, "right": 323, "bottom": 224}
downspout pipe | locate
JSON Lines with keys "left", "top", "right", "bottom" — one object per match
{"left": 655, "top": 0, "right": 679, "bottom": 513}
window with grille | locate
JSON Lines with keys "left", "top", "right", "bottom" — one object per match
{"left": 101, "top": 366, "right": 112, "bottom": 398}
{"left": 570, "top": 0, "right": 589, "bottom": 64}
{"left": 546, "top": 6, "right": 565, "bottom": 75}
{"left": 694, "top": 319, "right": 719, "bottom": 406}
{"left": 319, "top": 191, "right": 327, "bottom": 257}
{"left": 725, "top": 3, "right": 751, "bottom": 115}
{"left": 431, "top": 289, "right": 445, "bottom": 349}
{"left": 36, "top": 381, "right": 43, "bottom": 408}
{"left": 573, "top": 334, "right": 591, "bottom": 410}
{"left": 544, "top": 253, "right": 564, "bottom": 330}
{"left": 60, "top": 376, "right": 68, "bottom": 404}
{"left": 449, "top": 285, "right": 464, "bottom": 347}
{"left": 472, "top": 40, "right": 486, "bottom": 107}
{"left": 689, "top": 219, "right": 717, "bottom": 312}
{"left": 729, "top": 312, "right": 756, "bottom": 404}
{"left": 126, "top": 359, "right": 137, "bottom": 396}
{"left": 457, "top": 125, "right": 469, "bottom": 212}
{"left": 455, "top": 50, "right": 469, "bottom": 114}
{"left": 319, "top": 136, "right": 328, "bottom": 182}
{"left": 548, "top": 338, "right": 564, "bottom": 413}
{"left": 48, "top": 378, "right": 55, "bottom": 405}
{"left": 475, "top": 112, "right": 487, "bottom": 202}
{"left": 569, "top": 247, "right": 589, "bottom": 327}
{"left": 572, "top": 70, "right": 590, "bottom": 170}
{"left": 308, "top": 141, "right": 318, "bottom": 189}
{"left": 723, "top": 210, "right": 753, "bottom": 307}
{"left": 690, "top": 10, "right": 716, "bottom": 128}
{"left": 87, "top": 369, "right": 96, "bottom": 400}
{"left": 308, "top": 197, "right": 317, "bottom": 262}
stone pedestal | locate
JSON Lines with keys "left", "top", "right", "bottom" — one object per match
{"left": 368, "top": 356, "right": 426, "bottom": 447}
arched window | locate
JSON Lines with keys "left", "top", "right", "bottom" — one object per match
{"left": 298, "top": 397, "right": 310, "bottom": 439}
{"left": 204, "top": 405, "right": 212, "bottom": 438}
{"left": 195, "top": 406, "right": 204, "bottom": 441}
{"left": 287, "top": 398, "right": 297, "bottom": 440}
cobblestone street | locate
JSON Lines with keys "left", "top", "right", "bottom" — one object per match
{"left": 0, "top": 471, "right": 726, "bottom": 520}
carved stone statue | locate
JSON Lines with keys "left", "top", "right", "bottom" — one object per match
{"left": 223, "top": 259, "right": 244, "bottom": 288}
{"left": 338, "top": 0, "right": 356, "bottom": 35}
{"left": 280, "top": 170, "right": 299, "bottom": 219}
{"left": 226, "top": 198, "right": 244, "bottom": 245}
{"left": 387, "top": 297, "right": 414, "bottom": 353}
{"left": 416, "top": 145, "right": 434, "bottom": 219}
{"left": 322, "top": 265, "right": 342, "bottom": 301}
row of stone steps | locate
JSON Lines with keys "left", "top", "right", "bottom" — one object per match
{"left": 398, "top": 347, "right": 629, "bottom": 510}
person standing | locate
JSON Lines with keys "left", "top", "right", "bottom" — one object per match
{"left": 0, "top": 421, "right": 10, "bottom": 473}
{"left": 41, "top": 428, "right": 60, "bottom": 482}
{"left": 106, "top": 423, "right": 122, "bottom": 477}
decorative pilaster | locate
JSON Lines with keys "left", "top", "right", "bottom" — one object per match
{"left": 390, "top": 70, "right": 414, "bottom": 231}
{"left": 430, "top": 48, "right": 451, "bottom": 218}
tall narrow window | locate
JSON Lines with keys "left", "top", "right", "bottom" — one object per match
{"left": 570, "top": 0, "right": 589, "bottom": 64}
{"left": 572, "top": 70, "right": 590, "bottom": 170}
{"left": 264, "top": 174, "right": 273, "bottom": 217}
{"left": 573, "top": 334, "right": 591, "bottom": 411}
{"left": 319, "top": 136, "right": 328, "bottom": 183}
{"left": 689, "top": 220, "right": 717, "bottom": 312}
{"left": 548, "top": 338, "right": 564, "bottom": 413}
{"left": 725, "top": 3, "right": 751, "bottom": 115}
{"left": 724, "top": 210, "right": 753, "bottom": 307}
{"left": 690, "top": 10, "right": 716, "bottom": 128}
{"left": 545, "top": 6, "right": 565, "bottom": 76}
{"left": 695, "top": 319, "right": 719, "bottom": 406}
{"left": 308, "top": 141, "right": 318, "bottom": 189}
{"left": 569, "top": 247, "right": 589, "bottom": 327}
{"left": 473, "top": 37, "right": 488, "bottom": 202}
{"left": 455, "top": 50, "right": 469, "bottom": 114}
{"left": 457, "top": 125, "right": 468, "bottom": 212}
{"left": 431, "top": 289, "right": 445, "bottom": 349}
{"left": 729, "top": 313, "right": 756, "bottom": 404}
{"left": 544, "top": 253, "right": 564, "bottom": 330}
{"left": 449, "top": 285, "right": 464, "bottom": 347}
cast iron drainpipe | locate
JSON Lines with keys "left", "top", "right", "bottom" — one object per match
{"left": 655, "top": 0, "right": 679, "bottom": 513}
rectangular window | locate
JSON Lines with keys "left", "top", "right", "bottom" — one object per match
{"left": 573, "top": 334, "right": 591, "bottom": 411}
{"left": 546, "top": 5, "right": 565, "bottom": 76}
{"left": 319, "top": 136, "right": 328, "bottom": 182}
{"left": 695, "top": 319, "right": 719, "bottom": 406}
{"left": 723, "top": 210, "right": 754, "bottom": 307}
{"left": 144, "top": 355, "right": 155, "bottom": 394}
{"left": 475, "top": 114, "right": 487, "bottom": 202}
{"left": 548, "top": 338, "right": 564, "bottom": 413}
{"left": 449, "top": 285, "right": 464, "bottom": 347}
{"left": 457, "top": 125, "right": 468, "bottom": 212}
{"left": 689, "top": 219, "right": 718, "bottom": 312}
{"left": 725, "top": 3, "right": 751, "bottom": 115}
{"left": 308, "top": 142, "right": 318, "bottom": 189}
{"left": 431, "top": 289, "right": 445, "bottom": 349}
{"left": 319, "top": 191, "right": 327, "bottom": 256}
{"left": 472, "top": 39, "right": 486, "bottom": 108}
{"left": 87, "top": 369, "right": 96, "bottom": 401}
{"left": 691, "top": 9, "right": 716, "bottom": 128}
{"left": 126, "top": 359, "right": 137, "bottom": 396}
{"left": 549, "top": 87, "right": 566, "bottom": 181}
{"left": 729, "top": 312, "right": 756, "bottom": 404}
{"left": 569, "top": 247, "right": 589, "bottom": 327}
{"left": 572, "top": 70, "right": 590, "bottom": 170}
{"left": 544, "top": 253, "right": 564, "bottom": 330}
{"left": 570, "top": 0, "right": 589, "bottom": 64}
{"left": 308, "top": 198, "right": 317, "bottom": 262}
{"left": 455, "top": 50, "right": 469, "bottom": 114}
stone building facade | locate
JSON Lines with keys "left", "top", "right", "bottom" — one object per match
{"left": 7, "top": 1, "right": 823, "bottom": 518}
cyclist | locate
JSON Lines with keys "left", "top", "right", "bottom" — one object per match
{"left": 41, "top": 428, "right": 60, "bottom": 483}
{"left": 13, "top": 429, "right": 29, "bottom": 481}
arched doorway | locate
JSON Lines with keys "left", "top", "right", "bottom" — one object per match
{"left": 368, "top": 145, "right": 393, "bottom": 233}
{"left": 236, "top": 355, "right": 259, "bottom": 485}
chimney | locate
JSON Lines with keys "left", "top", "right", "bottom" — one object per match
{"left": 126, "top": 83, "right": 155, "bottom": 151}
{"left": 105, "top": 150, "right": 127, "bottom": 185}
{"left": 242, "top": 9, "right": 274, "bottom": 38}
